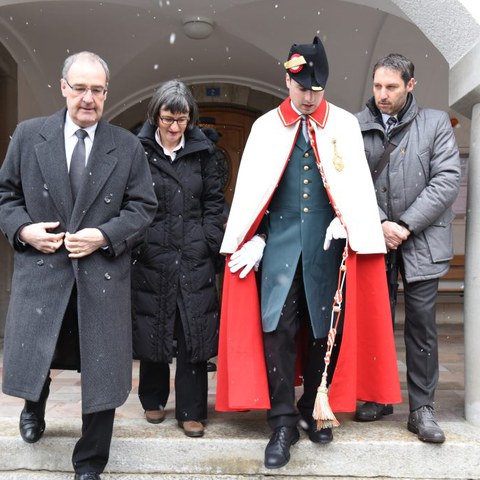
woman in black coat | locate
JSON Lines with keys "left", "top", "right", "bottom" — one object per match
{"left": 131, "top": 80, "right": 225, "bottom": 437}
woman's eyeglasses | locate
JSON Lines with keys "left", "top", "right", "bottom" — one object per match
{"left": 159, "top": 116, "right": 189, "bottom": 126}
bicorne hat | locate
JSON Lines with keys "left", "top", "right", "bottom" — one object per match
{"left": 284, "top": 36, "right": 329, "bottom": 91}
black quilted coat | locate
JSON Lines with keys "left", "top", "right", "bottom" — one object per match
{"left": 131, "top": 121, "right": 225, "bottom": 363}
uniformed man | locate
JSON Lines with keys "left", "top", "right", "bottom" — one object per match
{"left": 216, "top": 37, "right": 401, "bottom": 469}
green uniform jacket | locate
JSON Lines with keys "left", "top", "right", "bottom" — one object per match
{"left": 261, "top": 133, "right": 344, "bottom": 338}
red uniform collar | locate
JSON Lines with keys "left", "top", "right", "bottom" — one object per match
{"left": 277, "top": 97, "right": 329, "bottom": 128}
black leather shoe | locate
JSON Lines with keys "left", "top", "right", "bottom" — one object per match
{"left": 19, "top": 378, "right": 50, "bottom": 443}
{"left": 19, "top": 404, "right": 45, "bottom": 443}
{"left": 299, "top": 415, "right": 333, "bottom": 444}
{"left": 264, "top": 426, "right": 300, "bottom": 469}
{"left": 407, "top": 405, "right": 445, "bottom": 444}
{"left": 74, "top": 473, "right": 101, "bottom": 480}
{"left": 207, "top": 361, "right": 217, "bottom": 372}
{"left": 354, "top": 402, "right": 393, "bottom": 422}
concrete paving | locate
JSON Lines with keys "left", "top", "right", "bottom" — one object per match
{"left": 1, "top": 324, "right": 478, "bottom": 480}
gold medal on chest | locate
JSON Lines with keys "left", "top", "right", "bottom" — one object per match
{"left": 332, "top": 139, "right": 344, "bottom": 172}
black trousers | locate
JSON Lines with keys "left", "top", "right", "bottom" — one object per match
{"left": 138, "top": 311, "right": 208, "bottom": 421}
{"left": 39, "top": 287, "right": 115, "bottom": 474}
{"left": 31, "top": 375, "right": 115, "bottom": 474}
{"left": 263, "top": 262, "right": 341, "bottom": 430}
{"left": 388, "top": 251, "right": 440, "bottom": 411}
{"left": 72, "top": 409, "right": 115, "bottom": 474}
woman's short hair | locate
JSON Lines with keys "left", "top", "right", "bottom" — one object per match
{"left": 147, "top": 80, "right": 199, "bottom": 129}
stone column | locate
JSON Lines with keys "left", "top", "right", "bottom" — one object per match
{"left": 464, "top": 103, "right": 480, "bottom": 426}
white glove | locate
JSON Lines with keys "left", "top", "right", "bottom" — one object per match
{"left": 323, "top": 217, "right": 347, "bottom": 250}
{"left": 228, "top": 235, "right": 266, "bottom": 279}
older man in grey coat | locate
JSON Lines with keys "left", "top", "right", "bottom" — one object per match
{"left": 354, "top": 53, "right": 460, "bottom": 444}
{"left": 0, "top": 52, "right": 157, "bottom": 480}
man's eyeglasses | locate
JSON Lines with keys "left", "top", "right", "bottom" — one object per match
{"left": 159, "top": 116, "right": 189, "bottom": 126}
{"left": 64, "top": 78, "right": 107, "bottom": 97}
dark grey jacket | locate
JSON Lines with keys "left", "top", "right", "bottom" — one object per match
{"left": 131, "top": 121, "right": 225, "bottom": 364}
{"left": 0, "top": 109, "right": 157, "bottom": 413}
{"left": 356, "top": 95, "right": 461, "bottom": 282}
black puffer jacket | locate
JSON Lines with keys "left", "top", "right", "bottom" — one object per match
{"left": 132, "top": 121, "right": 225, "bottom": 363}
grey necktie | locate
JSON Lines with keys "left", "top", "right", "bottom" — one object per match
{"left": 385, "top": 116, "right": 397, "bottom": 138}
{"left": 301, "top": 115, "right": 310, "bottom": 143}
{"left": 70, "top": 129, "right": 88, "bottom": 200}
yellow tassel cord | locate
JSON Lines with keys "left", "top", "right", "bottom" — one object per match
{"left": 312, "top": 248, "right": 348, "bottom": 430}
{"left": 313, "top": 373, "right": 340, "bottom": 429}
{"left": 307, "top": 116, "right": 349, "bottom": 430}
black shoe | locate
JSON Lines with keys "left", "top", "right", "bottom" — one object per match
{"left": 407, "top": 405, "right": 445, "bottom": 444}
{"left": 354, "top": 402, "right": 393, "bottom": 422}
{"left": 19, "top": 404, "right": 46, "bottom": 443}
{"left": 19, "top": 378, "right": 50, "bottom": 443}
{"left": 74, "top": 473, "right": 101, "bottom": 480}
{"left": 299, "top": 415, "right": 333, "bottom": 444}
{"left": 207, "top": 361, "right": 217, "bottom": 372}
{"left": 264, "top": 426, "right": 300, "bottom": 469}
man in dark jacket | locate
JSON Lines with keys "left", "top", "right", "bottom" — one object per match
{"left": 0, "top": 51, "right": 157, "bottom": 479}
{"left": 354, "top": 53, "right": 461, "bottom": 444}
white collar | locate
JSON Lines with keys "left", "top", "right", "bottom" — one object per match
{"left": 290, "top": 101, "right": 303, "bottom": 117}
{"left": 381, "top": 113, "right": 398, "bottom": 126}
{"left": 64, "top": 113, "right": 98, "bottom": 139}
{"left": 155, "top": 129, "right": 185, "bottom": 161}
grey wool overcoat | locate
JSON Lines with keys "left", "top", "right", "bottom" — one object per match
{"left": 0, "top": 109, "right": 157, "bottom": 414}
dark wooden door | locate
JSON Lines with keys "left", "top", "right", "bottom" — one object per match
{"left": 198, "top": 106, "right": 259, "bottom": 206}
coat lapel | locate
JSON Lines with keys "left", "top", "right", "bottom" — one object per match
{"left": 35, "top": 109, "right": 74, "bottom": 223}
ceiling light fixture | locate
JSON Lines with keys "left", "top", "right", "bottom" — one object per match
{"left": 182, "top": 16, "right": 214, "bottom": 40}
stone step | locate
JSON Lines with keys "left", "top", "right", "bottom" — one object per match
{"left": 0, "top": 475, "right": 355, "bottom": 480}
{"left": 0, "top": 475, "right": 398, "bottom": 480}
{"left": 1, "top": 415, "right": 480, "bottom": 479}
{"left": 2, "top": 474, "right": 412, "bottom": 480}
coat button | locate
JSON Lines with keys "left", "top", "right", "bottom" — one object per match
{"left": 303, "top": 179, "right": 309, "bottom": 185}
{"left": 303, "top": 207, "right": 309, "bottom": 213}
{"left": 304, "top": 152, "right": 310, "bottom": 158}
{"left": 303, "top": 165, "right": 310, "bottom": 171}
{"left": 303, "top": 193, "right": 309, "bottom": 199}
{"left": 381, "top": 186, "right": 387, "bottom": 193}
